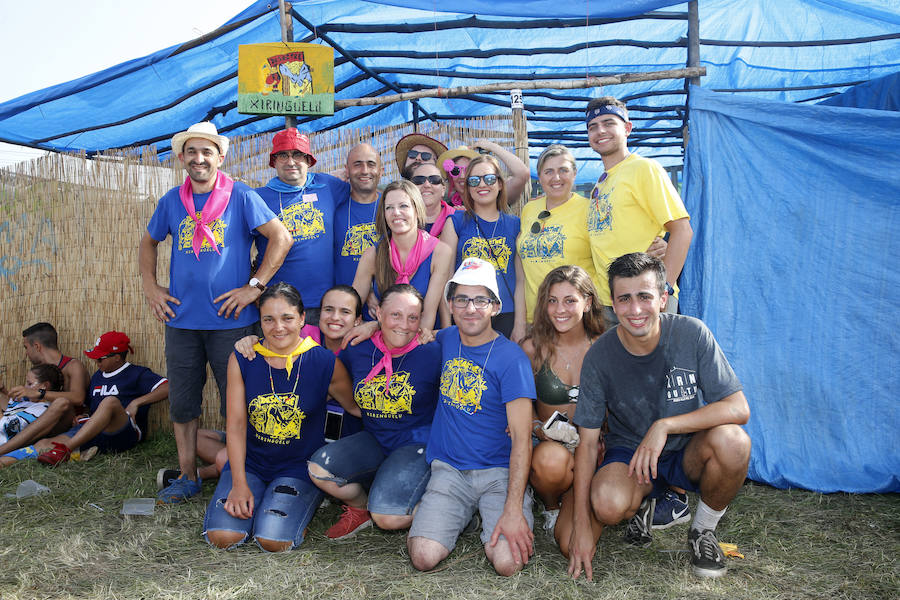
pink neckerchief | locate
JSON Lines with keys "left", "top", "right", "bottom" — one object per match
{"left": 448, "top": 190, "right": 464, "bottom": 207}
{"left": 179, "top": 171, "right": 234, "bottom": 259}
{"left": 429, "top": 201, "right": 456, "bottom": 237}
{"left": 364, "top": 331, "right": 419, "bottom": 392}
{"left": 389, "top": 229, "right": 439, "bottom": 285}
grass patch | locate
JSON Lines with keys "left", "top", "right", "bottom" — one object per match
{"left": 1, "top": 433, "right": 897, "bottom": 600}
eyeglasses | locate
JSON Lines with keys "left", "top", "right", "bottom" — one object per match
{"left": 411, "top": 175, "right": 444, "bottom": 185}
{"left": 451, "top": 295, "right": 494, "bottom": 310}
{"left": 466, "top": 174, "right": 498, "bottom": 187}
{"left": 530, "top": 209, "right": 551, "bottom": 234}
{"left": 448, "top": 164, "right": 465, "bottom": 177}
{"left": 407, "top": 150, "right": 433, "bottom": 162}
{"left": 273, "top": 151, "right": 308, "bottom": 163}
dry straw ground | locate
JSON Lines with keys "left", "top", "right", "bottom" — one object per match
{"left": 1, "top": 433, "right": 897, "bottom": 600}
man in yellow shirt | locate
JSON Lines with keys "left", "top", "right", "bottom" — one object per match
{"left": 585, "top": 97, "right": 693, "bottom": 320}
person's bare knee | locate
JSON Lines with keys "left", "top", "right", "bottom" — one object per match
{"left": 408, "top": 536, "right": 449, "bottom": 571}
{"left": 372, "top": 513, "right": 412, "bottom": 530}
{"left": 207, "top": 530, "right": 245, "bottom": 549}
{"left": 484, "top": 540, "right": 524, "bottom": 577}
{"left": 256, "top": 537, "right": 292, "bottom": 552}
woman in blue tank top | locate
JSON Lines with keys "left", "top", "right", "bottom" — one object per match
{"left": 519, "top": 266, "right": 604, "bottom": 539}
{"left": 203, "top": 283, "right": 357, "bottom": 552}
{"left": 351, "top": 179, "right": 453, "bottom": 339}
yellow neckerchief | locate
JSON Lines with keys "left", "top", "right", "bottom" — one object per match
{"left": 253, "top": 336, "right": 319, "bottom": 377}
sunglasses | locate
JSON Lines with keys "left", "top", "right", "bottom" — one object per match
{"left": 448, "top": 165, "right": 466, "bottom": 178}
{"left": 407, "top": 150, "right": 434, "bottom": 162}
{"left": 530, "top": 209, "right": 552, "bottom": 234}
{"left": 466, "top": 174, "right": 498, "bottom": 187}
{"left": 273, "top": 150, "right": 308, "bottom": 162}
{"left": 411, "top": 175, "right": 444, "bottom": 186}
{"left": 590, "top": 172, "right": 609, "bottom": 199}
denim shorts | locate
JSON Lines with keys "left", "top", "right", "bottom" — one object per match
{"left": 600, "top": 445, "right": 700, "bottom": 494}
{"left": 203, "top": 468, "right": 323, "bottom": 551}
{"left": 165, "top": 325, "right": 255, "bottom": 423}
{"left": 308, "top": 431, "right": 430, "bottom": 516}
{"left": 409, "top": 459, "right": 534, "bottom": 552}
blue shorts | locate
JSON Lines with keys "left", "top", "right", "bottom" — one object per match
{"left": 65, "top": 418, "right": 140, "bottom": 454}
{"left": 308, "top": 431, "right": 430, "bottom": 516}
{"left": 164, "top": 325, "right": 255, "bottom": 423}
{"left": 203, "top": 467, "right": 323, "bottom": 551}
{"left": 601, "top": 446, "right": 700, "bottom": 494}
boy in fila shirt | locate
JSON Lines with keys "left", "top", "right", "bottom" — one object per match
{"left": 35, "top": 331, "right": 169, "bottom": 466}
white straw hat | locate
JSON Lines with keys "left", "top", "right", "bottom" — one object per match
{"left": 171, "top": 122, "right": 229, "bottom": 157}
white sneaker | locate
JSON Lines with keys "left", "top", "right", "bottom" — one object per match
{"left": 541, "top": 508, "right": 559, "bottom": 533}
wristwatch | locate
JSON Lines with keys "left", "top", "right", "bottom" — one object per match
{"left": 248, "top": 277, "right": 266, "bottom": 292}
{"left": 665, "top": 282, "right": 675, "bottom": 296}
{"left": 38, "top": 388, "right": 46, "bottom": 400}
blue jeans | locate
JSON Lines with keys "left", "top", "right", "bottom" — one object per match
{"left": 203, "top": 468, "right": 323, "bottom": 551}
{"left": 308, "top": 431, "right": 431, "bottom": 515}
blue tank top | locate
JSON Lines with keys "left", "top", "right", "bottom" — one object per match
{"left": 234, "top": 344, "right": 334, "bottom": 482}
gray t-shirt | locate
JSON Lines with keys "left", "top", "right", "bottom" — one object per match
{"left": 574, "top": 313, "right": 743, "bottom": 452}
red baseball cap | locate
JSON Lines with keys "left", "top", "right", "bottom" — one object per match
{"left": 84, "top": 331, "right": 133, "bottom": 359}
{"left": 269, "top": 128, "right": 317, "bottom": 167}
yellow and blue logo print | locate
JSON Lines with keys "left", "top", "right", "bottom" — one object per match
{"left": 588, "top": 185, "right": 613, "bottom": 233}
{"left": 248, "top": 393, "right": 305, "bottom": 445}
{"left": 462, "top": 237, "right": 511, "bottom": 271}
{"left": 354, "top": 372, "right": 415, "bottom": 419}
{"left": 519, "top": 224, "right": 565, "bottom": 262}
{"left": 440, "top": 357, "right": 487, "bottom": 415}
{"left": 281, "top": 202, "right": 325, "bottom": 241}
{"left": 177, "top": 213, "right": 226, "bottom": 253}
{"left": 341, "top": 222, "right": 380, "bottom": 258}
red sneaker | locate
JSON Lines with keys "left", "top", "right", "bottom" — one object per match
{"left": 37, "top": 442, "right": 72, "bottom": 466}
{"left": 325, "top": 504, "right": 372, "bottom": 540}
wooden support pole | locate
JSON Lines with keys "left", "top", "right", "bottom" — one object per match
{"left": 509, "top": 89, "right": 530, "bottom": 205}
{"left": 333, "top": 67, "right": 706, "bottom": 109}
{"left": 683, "top": 1, "right": 701, "bottom": 149}
{"left": 279, "top": 0, "right": 297, "bottom": 129}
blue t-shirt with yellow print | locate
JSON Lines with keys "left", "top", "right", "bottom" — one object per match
{"left": 427, "top": 327, "right": 536, "bottom": 470}
{"left": 146, "top": 180, "right": 275, "bottom": 329}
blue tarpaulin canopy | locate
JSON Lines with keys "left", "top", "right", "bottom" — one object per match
{"left": 0, "top": 0, "right": 898, "bottom": 180}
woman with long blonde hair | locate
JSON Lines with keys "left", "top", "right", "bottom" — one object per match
{"left": 352, "top": 179, "right": 453, "bottom": 336}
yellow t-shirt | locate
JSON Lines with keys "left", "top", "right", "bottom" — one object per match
{"left": 517, "top": 194, "right": 596, "bottom": 322}
{"left": 588, "top": 153, "right": 689, "bottom": 305}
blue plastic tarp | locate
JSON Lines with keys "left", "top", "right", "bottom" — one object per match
{"left": 1, "top": 0, "right": 899, "bottom": 182}
{"left": 681, "top": 86, "right": 900, "bottom": 493}
{"left": 819, "top": 71, "right": 900, "bottom": 111}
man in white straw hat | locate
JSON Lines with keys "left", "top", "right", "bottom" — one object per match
{"left": 139, "top": 121, "right": 292, "bottom": 504}
{"left": 408, "top": 257, "right": 536, "bottom": 577}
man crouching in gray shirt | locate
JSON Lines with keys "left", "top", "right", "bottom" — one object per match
{"left": 562, "top": 252, "right": 750, "bottom": 581}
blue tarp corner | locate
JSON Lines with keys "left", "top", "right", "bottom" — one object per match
{"left": 680, "top": 86, "right": 900, "bottom": 493}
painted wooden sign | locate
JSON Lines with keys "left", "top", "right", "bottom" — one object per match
{"left": 238, "top": 43, "right": 334, "bottom": 116}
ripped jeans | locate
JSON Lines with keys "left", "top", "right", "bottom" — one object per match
{"left": 203, "top": 468, "right": 323, "bottom": 551}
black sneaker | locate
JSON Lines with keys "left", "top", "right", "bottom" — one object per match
{"left": 462, "top": 512, "right": 482, "bottom": 536}
{"left": 688, "top": 528, "right": 727, "bottom": 578}
{"left": 624, "top": 497, "right": 655, "bottom": 547}
{"left": 156, "top": 468, "right": 181, "bottom": 491}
